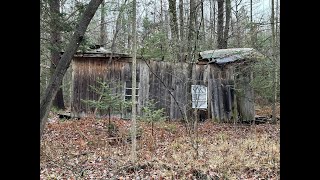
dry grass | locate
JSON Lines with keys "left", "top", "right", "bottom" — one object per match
{"left": 40, "top": 117, "right": 280, "bottom": 179}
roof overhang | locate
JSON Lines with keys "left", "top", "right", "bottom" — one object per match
{"left": 199, "top": 48, "right": 264, "bottom": 65}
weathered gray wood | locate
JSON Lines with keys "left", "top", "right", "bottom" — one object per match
{"left": 207, "top": 65, "right": 213, "bottom": 120}
{"left": 70, "top": 55, "right": 256, "bottom": 122}
{"left": 170, "top": 63, "right": 176, "bottom": 119}
{"left": 217, "top": 70, "right": 224, "bottom": 122}
{"left": 164, "top": 62, "right": 171, "bottom": 118}
{"left": 236, "top": 69, "right": 255, "bottom": 121}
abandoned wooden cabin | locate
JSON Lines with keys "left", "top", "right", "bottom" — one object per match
{"left": 70, "top": 47, "right": 263, "bottom": 122}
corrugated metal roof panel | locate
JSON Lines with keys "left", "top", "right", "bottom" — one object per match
{"left": 199, "top": 48, "right": 263, "bottom": 65}
{"left": 214, "top": 54, "right": 244, "bottom": 64}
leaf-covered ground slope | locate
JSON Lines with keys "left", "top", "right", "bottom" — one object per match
{"left": 41, "top": 113, "right": 279, "bottom": 179}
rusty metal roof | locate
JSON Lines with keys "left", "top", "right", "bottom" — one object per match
{"left": 199, "top": 48, "right": 263, "bottom": 64}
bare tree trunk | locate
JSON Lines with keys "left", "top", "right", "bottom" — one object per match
{"left": 275, "top": 0, "right": 279, "bottom": 45}
{"left": 235, "top": 0, "right": 241, "bottom": 47}
{"left": 184, "top": 0, "right": 197, "bottom": 138}
{"left": 127, "top": 18, "right": 131, "bottom": 52}
{"left": 168, "top": 0, "right": 179, "bottom": 39}
{"left": 100, "top": 0, "right": 106, "bottom": 46}
{"left": 159, "top": 0, "right": 164, "bottom": 60}
{"left": 250, "top": 0, "right": 255, "bottom": 48}
{"left": 131, "top": 0, "right": 137, "bottom": 164}
{"left": 201, "top": 1, "right": 206, "bottom": 43}
{"left": 169, "top": 0, "right": 181, "bottom": 62}
{"left": 213, "top": 0, "right": 216, "bottom": 47}
{"left": 209, "top": 0, "right": 213, "bottom": 47}
{"left": 250, "top": 0, "right": 253, "bottom": 23}
{"left": 165, "top": 9, "right": 170, "bottom": 39}
{"left": 164, "top": 10, "right": 170, "bottom": 61}
{"left": 222, "top": 0, "right": 231, "bottom": 48}
{"left": 49, "top": 0, "right": 65, "bottom": 110}
{"left": 52, "top": 87, "right": 65, "bottom": 109}
{"left": 40, "top": 0, "right": 104, "bottom": 139}
{"left": 187, "top": 0, "right": 196, "bottom": 62}
{"left": 160, "top": 0, "right": 163, "bottom": 24}
{"left": 199, "top": 0, "right": 205, "bottom": 50}
{"left": 110, "top": 0, "right": 128, "bottom": 53}
{"left": 217, "top": 0, "right": 224, "bottom": 49}
{"left": 271, "top": 0, "right": 277, "bottom": 123}
{"left": 179, "top": 0, "right": 185, "bottom": 61}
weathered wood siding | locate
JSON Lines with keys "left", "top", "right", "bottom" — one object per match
{"left": 71, "top": 56, "right": 249, "bottom": 121}
{"left": 205, "top": 65, "right": 236, "bottom": 122}
{"left": 71, "top": 57, "right": 131, "bottom": 117}
{"left": 235, "top": 65, "right": 255, "bottom": 121}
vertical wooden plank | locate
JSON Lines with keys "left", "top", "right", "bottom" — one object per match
{"left": 173, "top": 62, "right": 182, "bottom": 119}
{"left": 100, "top": 58, "right": 106, "bottom": 116}
{"left": 148, "top": 61, "right": 153, "bottom": 111}
{"left": 166, "top": 62, "right": 172, "bottom": 118}
{"left": 148, "top": 61, "right": 153, "bottom": 106}
{"left": 183, "top": 63, "right": 190, "bottom": 120}
{"left": 217, "top": 69, "right": 225, "bottom": 122}
{"left": 212, "top": 66, "right": 220, "bottom": 122}
{"left": 88, "top": 59, "right": 92, "bottom": 113}
{"left": 78, "top": 59, "right": 82, "bottom": 115}
{"left": 145, "top": 60, "right": 150, "bottom": 110}
{"left": 170, "top": 62, "right": 176, "bottom": 119}
{"left": 211, "top": 66, "right": 218, "bottom": 121}
{"left": 162, "top": 62, "right": 167, "bottom": 116}
{"left": 77, "top": 59, "right": 82, "bottom": 116}
{"left": 140, "top": 60, "right": 145, "bottom": 115}
{"left": 165, "top": 62, "right": 172, "bottom": 119}
{"left": 84, "top": 59, "right": 89, "bottom": 114}
{"left": 154, "top": 62, "right": 160, "bottom": 109}
{"left": 71, "top": 59, "right": 77, "bottom": 117}
{"left": 162, "top": 62, "right": 169, "bottom": 116}
{"left": 76, "top": 59, "right": 80, "bottom": 116}
{"left": 79, "top": 59, "right": 85, "bottom": 116}
{"left": 176, "top": 64, "right": 181, "bottom": 120}
{"left": 226, "top": 66, "right": 234, "bottom": 121}
{"left": 136, "top": 61, "right": 141, "bottom": 114}
{"left": 157, "top": 62, "right": 163, "bottom": 110}
{"left": 120, "top": 61, "right": 126, "bottom": 118}
{"left": 229, "top": 66, "right": 237, "bottom": 122}
{"left": 176, "top": 64, "right": 183, "bottom": 119}
{"left": 236, "top": 65, "right": 255, "bottom": 121}
{"left": 159, "top": 62, "right": 164, "bottom": 115}
{"left": 204, "top": 65, "right": 209, "bottom": 119}
{"left": 206, "top": 65, "right": 212, "bottom": 120}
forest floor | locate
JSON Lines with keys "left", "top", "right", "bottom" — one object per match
{"left": 41, "top": 106, "right": 280, "bottom": 179}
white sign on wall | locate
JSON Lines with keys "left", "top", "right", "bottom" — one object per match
{"left": 191, "top": 85, "right": 207, "bottom": 109}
